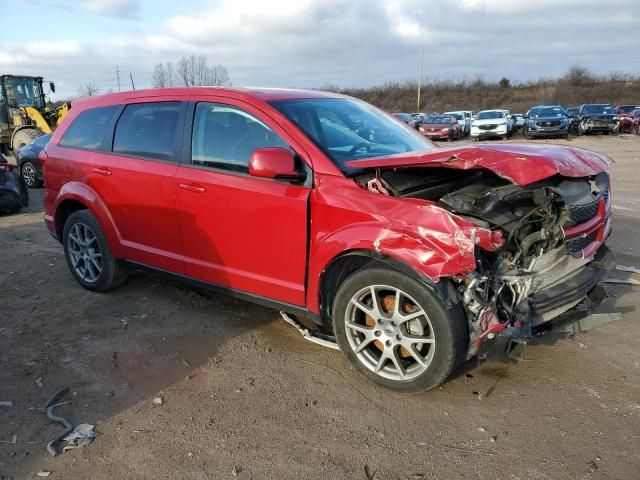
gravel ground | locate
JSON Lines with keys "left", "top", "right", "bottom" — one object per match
{"left": 1, "top": 134, "right": 639, "bottom": 479}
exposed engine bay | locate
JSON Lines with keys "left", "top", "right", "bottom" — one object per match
{"left": 355, "top": 166, "right": 613, "bottom": 358}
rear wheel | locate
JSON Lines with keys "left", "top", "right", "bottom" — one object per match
{"left": 332, "top": 267, "right": 467, "bottom": 393}
{"left": 62, "top": 210, "right": 128, "bottom": 292}
{"left": 21, "top": 161, "right": 41, "bottom": 188}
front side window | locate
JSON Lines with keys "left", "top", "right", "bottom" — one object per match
{"left": 191, "top": 102, "right": 288, "bottom": 173}
{"left": 270, "top": 98, "right": 435, "bottom": 172}
{"left": 113, "top": 102, "right": 182, "bottom": 161}
{"left": 59, "top": 105, "right": 119, "bottom": 150}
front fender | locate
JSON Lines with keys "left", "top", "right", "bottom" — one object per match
{"left": 53, "top": 182, "right": 124, "bottom": 257}
{"left": 306, "top": 215, "right": 488, "bottom": 314}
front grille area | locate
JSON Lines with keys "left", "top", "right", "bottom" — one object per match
{"left": 567, "top": 184, "right": 609, "bottom": 224}
{"left": 566, "top": 231, "right": 597, "bottom": 255}
{"left": 536, "top": 121, "right": 561, "bottom": 127}
{"left": 478, "top": 124, "right": 498, "bottom": 130}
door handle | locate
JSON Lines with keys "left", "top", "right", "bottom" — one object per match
{"left": 178, "top": 183, "right": 207, "bottom": 193}
{"left": 93, "top": 167, "right": 112, "bottom": 176}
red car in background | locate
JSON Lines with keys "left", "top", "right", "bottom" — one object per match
{"left": 618, "top": 105, "right": 640, "bottom": 133}
{"left": 43, "top": 87, "right": 616, "bottom": 392}
{"left": 418, "top": 115, "right": 462, "bottom": 140}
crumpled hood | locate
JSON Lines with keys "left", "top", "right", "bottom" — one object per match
{"left": 345, "top": 143, "right": 613, "bottom": 186}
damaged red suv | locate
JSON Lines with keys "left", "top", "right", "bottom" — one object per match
{"left": 43, "top": 88, "right": 614, "bottom": 392}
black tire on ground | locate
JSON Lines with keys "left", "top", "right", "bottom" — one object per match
{"left": 332, "top": 267, "right": 468, "bottom": 393}
{"left": 62, "top": 210, "right": 128, "bottom": 292}
{"left": 21, "top": 161, "right": 42, "bottom": 188}
{"left": 12, "top": 128, "right": 42, "bottom": 153}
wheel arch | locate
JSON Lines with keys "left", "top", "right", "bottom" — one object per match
{"left": 317, "top": 249, "right": 461, "bottom": 329}
{"left": 53, "top": 183, "right": 123, "bottom": 256}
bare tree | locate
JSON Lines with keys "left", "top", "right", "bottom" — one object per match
{"left": 77, "top": 83, "right": 100, "bottom": 98}
{"left": 175, "top": 55, "right": 231, "bottom": 86}
{"left": 152, "top": 62, "right": 175, "bottom": 87}
{"left": 564, "top": 65, "right": 594, "bottom": 86}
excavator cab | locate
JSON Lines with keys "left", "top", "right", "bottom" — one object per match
{"left": 0, "top": 75, "right": 69, "bottom": 154}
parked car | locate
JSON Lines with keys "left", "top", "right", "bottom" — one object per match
{"left": 0, "top": 154, "right": 29, "bottom": 214}
{"left": 470, "top": 109, "right": 513, "bottom": 140}
{"left": 418, "top": 115, "right": 462, "bottom": 141}
{"left": 442, "top": 111, "right": 470, "bottom": 136}
{"left": 566, "top": 107, "right": 580, "bottom": 134}
{"left": 43, "top": 87, "right": 616, "bottom": 392}
{"left": 523, "top": 105, "right": 570, "bottom": 139}
{"left": 576, "top": 104, "right": 619, "bottom": 135}
{"left": 392, "top": 112, "right": 418, "bottom": 128}
{"left": 618, "top": 105, "right": 640, "bottom": 133}
{"left": 512, "top": 114, "right": 525, "bottom": 131}
{"left": 629, "top": 108, "right": 640, "bottom": 134}
{"left": 17, "top": 133, "right": 51, "bottom": 188}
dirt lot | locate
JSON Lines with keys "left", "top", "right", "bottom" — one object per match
{"left": 1, "top": 135, "right": 639, "bottom": 479}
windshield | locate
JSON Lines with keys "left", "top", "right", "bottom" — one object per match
{"left": 476, "top": 111, "right": 505, "bottom": 120}
{"left": 270, "top": 98, "right": 436, "bottom": 171}
{"left": 530, "top": 107, "right": 565, "bottom": 118}
{"left": 4, "top": 77, "right": 44, "bottom": 109}
{"left": 617, "top": 105, "right": 637, "bottom": 113}
{"left": 426, "top": 116, "right": 452, "bottom": 124}
{"left": 445, "top": 113, "right": 464, "bottom": 120}
{"left": 582, "top": 105, "right": 614, "bottom": 115}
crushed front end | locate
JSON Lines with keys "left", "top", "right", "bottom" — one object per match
{"left": 442, "top": 170, "right": 614, "bottom": 359}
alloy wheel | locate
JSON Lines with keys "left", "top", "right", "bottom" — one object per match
{"left": 67, "top": 223, "right": 102, "bottom": 283}
{"left": 344, "top": 285, "right": 436, "bottom": 381}
{"left": 22, "top": 163, "right": 36, "bottom": 187}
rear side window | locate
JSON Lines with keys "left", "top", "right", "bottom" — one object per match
{"left": 59, "top": 106, "right": 118, "bottom": 150}
{"left": 113, "top": 102, "right": 183, "bottom": 161}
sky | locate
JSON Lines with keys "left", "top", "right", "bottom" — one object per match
{"left": 0, "top": 0, "right": 638, "bottom": 100}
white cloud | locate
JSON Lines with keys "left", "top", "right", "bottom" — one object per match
{"left": 0, "top": 0, "right": 637, "bottom": 98}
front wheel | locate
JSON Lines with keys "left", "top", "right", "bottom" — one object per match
{"left": 63, "top": 210, "right": 128, "bottom": 292}
{"left": 332, "top": 267, "right": 467, "bottom": 393}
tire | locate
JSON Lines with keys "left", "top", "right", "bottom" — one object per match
{"left": 21, "top": 161, "right": 41, "bottom": 188}
{"left": 332, "top": 267, "right": 467, "bottom": 393}
{"left": 12, "top": 128, "right": 42, "bottom": 153}
{"left": 62, "top": 210, "right": 128, "bottom": 292}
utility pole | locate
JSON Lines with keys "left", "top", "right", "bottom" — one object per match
{"left": 116, "top": 66, "right": 121, "bottom": 92}
{"left": 416, "top": 44, "right": 423, "bottom": 112}
{"left": 129, "top": 72, "right": 136, "bottom": 91}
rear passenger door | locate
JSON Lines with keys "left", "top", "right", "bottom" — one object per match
{"left": 175, "top": 99, "right": 311, "bottom": 306}
{"left": 90, "top": 99, "right": 187, "bottom": 273}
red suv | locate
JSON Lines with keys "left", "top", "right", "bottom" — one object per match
{"left": 43, "top": 88, "right": 615, "bottom": 392}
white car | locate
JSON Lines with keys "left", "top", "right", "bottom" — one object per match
{"left": 471, "top": 109, "right": 514, "bottom": 140}
{"left": 443, "top": 111, "right": 470, "bottom": 135}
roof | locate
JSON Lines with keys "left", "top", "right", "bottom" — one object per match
{"left": 72, "top": 86, "right": 345, "bottom": 109}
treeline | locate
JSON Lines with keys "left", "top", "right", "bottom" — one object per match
{"left": 329, "top": 66, "right": 640, "bottom": 113}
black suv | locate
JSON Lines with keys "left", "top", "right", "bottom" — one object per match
{"left": 577, "top": 104, "right": 619, "bottom": 135}
{"left": 523, "top": 105, "right": 569, "bottom": 139}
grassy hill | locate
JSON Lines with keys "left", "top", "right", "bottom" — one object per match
{"left": 331, "top": 68, "right": 640, "bottom": 114}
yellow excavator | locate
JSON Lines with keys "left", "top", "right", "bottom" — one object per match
{"left": 0, "top": 74, "right": 69, "bottom": 154}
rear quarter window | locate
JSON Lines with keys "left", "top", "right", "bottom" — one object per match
{"left": 113, "top": 102, "right": 183, "bottom": 161}
{"left": 59, "top": 105, "right": 118, "bottom": 150}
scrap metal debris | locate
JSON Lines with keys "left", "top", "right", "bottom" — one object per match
{"left": 279, "top": 311, "right": 340, "bottom": 350}
{"left": 36, "top": 472, "right": 51, "bottom": 478}
{"left": 62, "top": 424, "right": 96, "bottom": 451}
{"left": 615, "top": 264, "right": 640, "bottom": 274}
{"left": 43, "top": 387, "right": 95, "bottom": 456}
{"left": 153, "top": 397, "right": 163, "bottom": 405}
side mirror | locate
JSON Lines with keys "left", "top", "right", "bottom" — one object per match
{"left": 49, "top": 82, "right": 56, "bottom": 93}
{"left": 249, "top": 147, "right": 303, "bottom": 180}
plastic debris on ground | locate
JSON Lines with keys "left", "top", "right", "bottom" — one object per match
{"left": 62, "top": 424, "right": 96, "bottom": 451}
